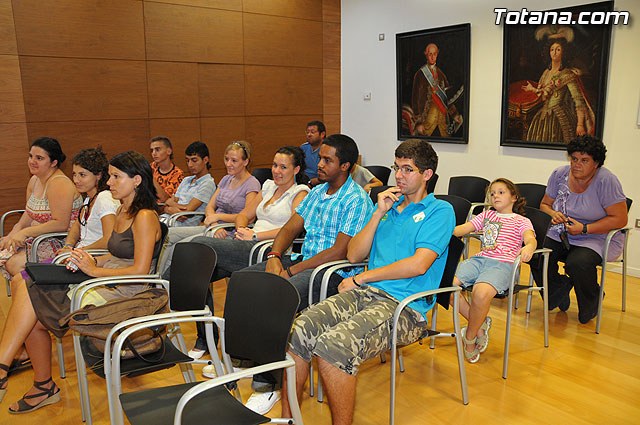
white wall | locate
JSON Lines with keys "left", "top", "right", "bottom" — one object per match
{"left": 341, "top": 0, "right": 640, "bottom": 275}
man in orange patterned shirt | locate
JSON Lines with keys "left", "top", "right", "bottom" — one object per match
{"left": 150, "top": 136, "right": 184, "bottom": 203}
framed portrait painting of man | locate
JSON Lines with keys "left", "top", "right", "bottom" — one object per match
{"left": 499, "top": 1, "right": 613, "bottom": 150}
{"left": 396, "top": 23, "right": 471, "bottom": 144}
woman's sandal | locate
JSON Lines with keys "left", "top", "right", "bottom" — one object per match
{"left": 0, "top": 363, "right": 9, "bottom": 403}
{"left": 475, "top": 316, "right": 493, "bottom": 353}
{"left": 461, "top": 327, "right": 480, "bottom": 363}
{"left": 8, "top": 377, "right": 60, "bottom": 414}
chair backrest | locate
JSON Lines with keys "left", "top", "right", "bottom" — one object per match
{"left": 168, "top": 242, "right": 217, "bottom": 311}
{"left": 625, "top": 197, "right": 633, "bottom": 211}
{"left": 426, "top": 173, "right": 439, "bottom": 194}
{"left": 369, "top": 185, "right": 392, "bottom": 204}
{"left": 447, "top": 176, "right": 489, "bottom": 203}
{"left": 436, "top": 235, "right": 465, "bottom": 309}
{"left": 435, "top": 194, "right": 472, "bottom": 226}
{"left": 516, "top": 183, "right": 546, "bottom": 209}
{"left": 364, "top": 165, "right": 391, "bottom": 185}
{"left": 523, "top": 206, "right": 552, "bottom": 249}
{"left": 252, "top": 168, "right": 272, "bottom": 185}
{"left": 224, "top": 270, "right": 300, "bottom": 387}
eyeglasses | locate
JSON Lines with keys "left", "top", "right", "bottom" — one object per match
{"left": 390, "top": 164, "right": 423, "bottom": 175}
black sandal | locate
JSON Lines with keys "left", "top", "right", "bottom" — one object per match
{"left": 8, "top": 377, "right": 60, "bottom": 414}
{"left": 0, "top": 363, "right": 8, "bottom": 403}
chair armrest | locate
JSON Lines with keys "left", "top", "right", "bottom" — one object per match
{"left": 167, "top": 212, "right": 206, "bottom": 227}
{"left": 249, "top": 239, "right": 274, "bottom": 266}
{"left": 69, "top": 275, "right": 164, "bottom": 312}
{"left": 1, "top": 209, "right": 26, "bottom": 237}
{"left": 466, "top": 202, "right": 491, "bottom": 222}
{"left": 602, "top": 227, "right": 631, "bottom": 264}
{"left": 309, "top": 260, "right": 368, "bottom": 306}
{"left": 204, "top": 223, "right": 236, "bottom": 237}
{"left": 173, "top": 353, "right": 297, "bottom": 425}
{"left": 53, "top": 249, "right": 110, "bottom": 264}
{"left": 30, "top": 232, "right": 68, "bottom": 261}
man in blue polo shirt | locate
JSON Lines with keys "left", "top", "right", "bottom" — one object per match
{"left": 240, "top": 133, "right": 373, "bottom": 414}
{"left": 281, "top": 139, "right": 455, "bottom": 425}
{"left": 300, "top": 120, "right": 325, "bottom": 186}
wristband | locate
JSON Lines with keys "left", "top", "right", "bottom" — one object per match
{"left": 266, "top": 252, "right": 282, "bottom": 260}
{"left": 286, "top": 267, "right": 293, "bottom": 278}
{"left": 63, "top": 243, "right": 74, "bottom": 249}
{"left": 352, "top": 275, "right": 361, "bottom": 287}
{"left": 93, "top": 256, "right": 98, "bottom": 266}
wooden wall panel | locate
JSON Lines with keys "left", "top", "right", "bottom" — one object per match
{"left": 323, "top": 69, "right": 340, "bottom": 115}
{"left": 198, "top": 64, "right": 245, "bottom": 117}
{"left": 12, "top": 0, "right": 145, "bottom": 60}
{"left": 0, "top": 0, "right": 17, "bottom": 55}
{"left": 0, "top": 55, "right": 26, "bottom": 123}
{"left": 322, "top": 114, "right": 340, "bottom": 136}
{"left": 145, "top": 0, "right": 242, "bottom": 11}
{"left": 245, "top": 115, "right": 316, "bottom": 167}
{"left": 243, "top": 0, "right": 322, "bottom": 20}
{"left": 0, "top": 187, "right": 28, "bottom": 226}
{"left": 144, "top": 2, "right": 243, "bottom": 63}
{"left": 201, "top": 116, "right": 246, "bottom": 182}
{"left": 243, "top": 14, "right": 322, "bottom": 68}
{"left": 21, "top": 57, "right": 148, "bottom": 122}
{"left": 26, "top": 120, "right": 150, "bottom": 175}
{"left": 147, "top": 62, "right": 199, "bottom": 118}
{"left": 0, "top": 123, "right": 29, "bottom": 189}
{"left": 322, "top": 0, "right": 340, "bottom": 23}
{"left": 323, "top": 22, "right": 340, "bottom": 69}
{"left": 149, "top": 118, "right": 201, "bottom": 167}
{"left": 245, "top": 66, "right": 322, "bottom": 116}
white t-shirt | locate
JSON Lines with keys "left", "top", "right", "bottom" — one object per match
{"left": 252, "top": 180, "right": 309, "bottom": 233}
{"left": 351, "top": 164, "right": 376, "bottom": 188}
{"left": 78, "top": 190, "right": 120, "bottom": 247}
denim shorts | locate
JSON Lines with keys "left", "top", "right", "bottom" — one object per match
{"left": 455, "top": 256, "right": 515, "bottom": 294}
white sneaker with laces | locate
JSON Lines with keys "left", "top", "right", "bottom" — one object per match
{"left": 202, "top": 364, "right": 245, "bottom": 379}
{"left": 245, "top": 391, "right": 281, "bottom": 415}
{"left": 187, "top": 348, "right": 206, "bottom": 359}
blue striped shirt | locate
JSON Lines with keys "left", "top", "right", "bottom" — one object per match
{"left": 295, "top": 175, "right": 374, "bottom": 278}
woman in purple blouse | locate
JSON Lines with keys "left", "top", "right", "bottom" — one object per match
{"left": 531, "top": 136, "right": 627, "bottom": 324}
{"left": 203, "top": 141, "right": 260, "bottom": 237}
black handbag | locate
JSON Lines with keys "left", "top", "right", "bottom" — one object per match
{"left": 25, "top": 262, "right": 91, "bottom": 285}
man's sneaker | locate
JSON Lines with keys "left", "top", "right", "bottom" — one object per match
{"left": 187, "top": 338, "right": 208, "bottom": 359}
{"left": 202, "top": 363, "right": 245, "bottom": 379}
{"left": 245, "top": 391, "right": 281, "bottom": 415}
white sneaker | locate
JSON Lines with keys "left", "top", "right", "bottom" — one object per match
{"left": 202, "top": 364, "right": 245, "bottom": 379}
{"left": 245, "top": 391, "right": 281, "bottom": 415}
{"left": 188, "top": 348, "right": 206, "bottom": 359}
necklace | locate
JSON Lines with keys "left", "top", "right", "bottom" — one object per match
{"left": 79, "top": 193, "right": 98, "bottom": 227}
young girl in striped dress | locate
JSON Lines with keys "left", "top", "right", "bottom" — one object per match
{"left": 452, "top": 178, "right": 537, "bottom": 363}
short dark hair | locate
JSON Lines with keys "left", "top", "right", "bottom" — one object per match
{"left": 322, "top": 134, "right": 359, "bottom": 173}
{"left": 394, "top": 139, "right": 438, "bottom": 174}
{"left": 567, "top": 135, "right": 606, "bottom": 167}
{"left": 185, "top": 141, "right": 211, "bottom": 170}
{"left": 150, "top": 136, "right": 173, "bottom": 160}
{"left": 31, "top": 137, "right": 66, "bottom": 167}
{"left": 276, "top": 145, "right": 309, "bottom": 185}
{"left": 307, "top": 120, "right": 326, "bottom": 135}
{"left": 72, "top": 147, "right": 110, "bottom": 192}
{"left": 109, "top": 151, "right": 158, "bottom": 216}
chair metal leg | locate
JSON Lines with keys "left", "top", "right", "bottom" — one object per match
{"left": 397, "top": 349, "right": 405, "bottom": 373}
{"left": 56, "top": 337, "right": 66, "bottom": 379}
{"left": 543, "top": 256, "right": 549, "bottom": 348}
{"left": 526, "top": 274, "right": 534, "bottom": 313}
{"left": 309, "top": 362, "right": 314, "bottom": 397}
{"left": 596, "top": 262, "right": 606, "bottom": 334}
{"left": 502, "top": 289, "right": 514, "bottom": 380}
{"left": 317, "top": 374, "right": 323, "bottom": 403}
{"left": 452, "top": 292, "right": 468, "bottom": 405}
{"left": 380, "top": 352, "right": 386, "bottom": 363}
{"left": 622, "top": 238, "right": 628, "bottom": 312}
{"left": 429, "top": 306, "right": 438, "bottom": 349}
{"left": 5, "top": 278, "right": 10, "bottom": 297}
{"left": 73, "top": 332, "right": 92, "bottom": 424}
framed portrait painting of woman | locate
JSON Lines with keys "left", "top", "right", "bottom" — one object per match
{"left": 499, "top": 1, "right": 613, "bottom": 150}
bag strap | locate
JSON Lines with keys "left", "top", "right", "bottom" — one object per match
{"left": 123, "top": 327, "right": 167, "bottom": 364}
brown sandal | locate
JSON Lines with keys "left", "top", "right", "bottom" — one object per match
{"left": 8, "top": 377, "right": 60, "bottom": 414}
{"left": 0, "top": 363, "right": 8, "bottom": 403}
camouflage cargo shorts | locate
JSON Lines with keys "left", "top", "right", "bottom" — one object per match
{"left": 289, "top": 286, "right": 428, "bottom": 376}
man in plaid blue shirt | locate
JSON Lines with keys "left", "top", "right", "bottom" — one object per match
{"left": 240, "top": 134, "right": 373, "bottom": 414}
